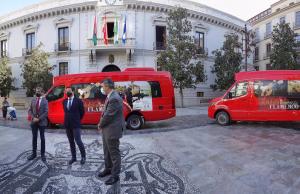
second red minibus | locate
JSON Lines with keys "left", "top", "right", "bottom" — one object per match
{"left": 45, "top": 68, "right": 176, "bottom": 129}
{"left": 208, "top": 70, "right": 300, "bottom": 125}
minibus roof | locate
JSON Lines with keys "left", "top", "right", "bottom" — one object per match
{"left": 53, "top": 68, "right": 171, "bottom": 84}
{"left": 235, "top": 70, "right": 300, "bottom": 81}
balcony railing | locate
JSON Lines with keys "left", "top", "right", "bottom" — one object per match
{"left": 253, "top": 37, "right": 260, "bottom": 43}
{"left": 263, "top": 52, "right": 272, "bottom": 60}
{"left": 293, "top": 42, "right": 300, "bottom": 52}
{"left": 22, "top": 48, "right": 34, "bottom": 56}
{"left": 264, "top": 32, "right": 272, "bottom": 40}
{"left": 294, "top": 22, "right": 300, "bottom": 30}
{"left": 0, "top": 51, "right": 7, "bottom": 58}
{"left": 55, "top": 42, "right": 71, "bottom": 52}
{"left": 195, "top": 47, "right": 208, "bottom": 55}
{"left": 88, "top": 38, "right": 135, "bottom": 49}
{"left": 153, "top": 41, "right": 167, "bottom": 50}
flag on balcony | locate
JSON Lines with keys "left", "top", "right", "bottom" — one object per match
{"left": 122, "top": 15, "right": 127, "bottom": 44}
{"left": 113, "top": 17, "right": 119, "bottom": 44}
{"left": 102, "top": 15, "right": 108, "bottom": 45}
{"left": 92, "top": 15, "right": 97, "bottom": 46}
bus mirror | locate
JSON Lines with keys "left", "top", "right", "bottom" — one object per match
{"left": 228, "top": 92, "right": 233, "bottom": 99}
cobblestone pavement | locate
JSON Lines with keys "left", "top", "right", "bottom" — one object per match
{"left": 1, "top": 107, "right": 300, "bottom": 193}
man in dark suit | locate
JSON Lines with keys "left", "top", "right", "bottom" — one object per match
{"left": 28, "top": 87, "right": 48, "bottom": 162}
{"left": 63, "top": 87, "right": 86, "bottom": 165}
{"left": 97, "top": 78, "right": 125, "bottom": 185}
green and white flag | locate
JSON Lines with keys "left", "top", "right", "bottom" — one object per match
{"left": 113, "top": 17, "right": 119, "bottom": 44}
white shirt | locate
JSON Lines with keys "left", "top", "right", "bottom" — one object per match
{"left": 36, "top": 96, "right": 43, "bottom": 107}
{"left": 67, "top": 96, "right": 74, "bottom": 109}
{"left": 107, "top": 90, "right": 113, "bottom": 100}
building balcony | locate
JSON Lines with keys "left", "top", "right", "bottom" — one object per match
{"left": 55, "top": 42, "right": 71, "bottom": 52}
{"left": 264, "top": 32, "right": 272, "bottom": 40}
{"left": 293, "top": 23, "right": 300, "bottom": 30}
{"left": 153, "top": 42, "right": 167, "bottom": 50}
{"left": 195, "top": 47, "right": 208, "bottom": 56}
{"left": 253, "top": 56, "right": 259, "bottom": 63}
{"left": 0, "top": 51, "right": 7, "bottom": 58}
{"left": 294, "top": 43, "right": 300, "bottom": 52}
{"left": 22, "top": 48, "right": 34, "bottom": 56}
{"left": 88, "top": 38, "right": 135, "bottom": 50}
{"left": 263, "top": 52, "right": 272, "bottom": 60}
{"left": 253, "top": 37, "right": 260, "bottom": 43}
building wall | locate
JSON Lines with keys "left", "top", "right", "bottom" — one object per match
{"left": 0, "top": 0, "right": 247, "bottom": 107}
{"left": 250, "top": 0, "right": 300, "bottom": 70}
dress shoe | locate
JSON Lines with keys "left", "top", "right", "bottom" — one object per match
{"left": 27, "top": 154, "right": 37, "bottom": 161}
{"left": 80, "top": 157, "right": 86, "bottom": 165}
{"left": 68, "top": 158, "right": 77, "bottom": 165}
{"left": 41, "top": 155, "right": 46, "bottom": 162}
{"left": 105, "top": 176, "right": 120, "bottom": 185}
{"left": 98, "top": 169, "right": 111, "bottom": 178}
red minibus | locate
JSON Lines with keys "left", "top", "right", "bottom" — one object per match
{"left": 45, "top": 68, "right": 176, "bottom": 129}
{"left": 208, "top": 70, "right": 300, "bottom": 125}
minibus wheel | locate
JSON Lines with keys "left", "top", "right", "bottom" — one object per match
{"left": 127, "top": 114, "right": 143, "bottom": 130}
{"left": 216, "top": 111, "right": 230, "bottom": 126}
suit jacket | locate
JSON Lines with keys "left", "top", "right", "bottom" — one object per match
{"left": 63, "top": 97, "right": 85, "bottom": 129}
{"left": 99, "top": 91, "right": 125, "bottom": 139}
{"left": 28, "top": 97, "right": 49, "bottom": 127}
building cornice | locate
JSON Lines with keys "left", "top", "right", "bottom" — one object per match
{"left": 0, "top": 0, "right": 244, "bottom": 33}
{"left": 0, "top": 2, "right": 97, "bottom": 31}
{"left": 124, "top": 1, "right": 244, "bottom": 32}
{"left": 249, "top": 1, "right": 300, "bottom": 26}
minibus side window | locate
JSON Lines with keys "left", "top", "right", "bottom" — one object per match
{"left": 228, "top": 82, "right": 248, "bottom": 99}
{"left": 46, "top": 85, "right": 65, "bottom": 102}
{"left": 149, "top": 81, "right": 162, "bottom": 98}
{"left": 71, "top": 83, "right": 107, "bottom": 100}
{"left": 72, "top": 84, "right": 90, "bottom": 98}
{"left": 228, "top": 85, "right": 236, "bottom": 99}
{"left": 254, "top": 80, "right": 287, "bottom": 97}
{"left": 236, "top": 82, "right": 248, "bottom": 97}
{"left": 288, "top": 80, "right": 300, "bottom": 97}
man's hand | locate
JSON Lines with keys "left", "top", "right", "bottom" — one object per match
{"left": 97, "top": 123, "right": 102, "bottom": 132}
{"left": 33, "top": 117, "right": 39, "bottom": 123}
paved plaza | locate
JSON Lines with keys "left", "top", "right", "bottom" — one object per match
{"left": 0, "top": 108, "right": 300, "bottom": 194}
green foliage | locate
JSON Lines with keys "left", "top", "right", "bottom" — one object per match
{"left": 21, "top": 43, "right": 53, "bottom": 97}
{"left": 270, "top": 23, "right": 299, "bottom": 70}
{"left": 211, "top": 33, "right": 243, "bottom": 91}
{"left": 0, "top": 57, "right": 13, "bottom": 97}
{"left": 157, "top": 7, "right": 206, "bottom": 107}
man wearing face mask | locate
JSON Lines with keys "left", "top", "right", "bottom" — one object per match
{"left": 28, "top": 87, "right": 48, "bottom": 162}
{"left": 97, "top": 78, "right": 125, "bottom": 185}
{"left": 63, "top": 87, "right": 86, "bottom": 165}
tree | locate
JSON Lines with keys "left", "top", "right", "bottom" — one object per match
{"left": 211, "top": 33, "right": 243, "bottom": 91}
{"left": 270, "top": 23, "right": 299, "bottom": 70}
{"left": 22, "top": 43, "right": 53, "bottom": 97}
{"left": 157, "top": 7, "right": 205, "bottom": 107}
{"left": 0, "top": 57, "right": 13, "bottom": 97}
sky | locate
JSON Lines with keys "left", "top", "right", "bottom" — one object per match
{"left": 0, "top": 0, "right": 279, "bottom": 21}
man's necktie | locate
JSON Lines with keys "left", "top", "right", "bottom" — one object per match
{"left": 36, "top": 98, "right": 40, "bottom": 113}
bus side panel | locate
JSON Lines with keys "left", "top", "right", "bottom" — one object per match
{"left": 143, "top": 76, "right": 176, "bottom": 121}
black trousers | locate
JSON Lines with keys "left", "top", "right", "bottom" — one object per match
{"left": 2, "top": 107, "right": 7, "bottom": 118}
{"left": 102, "top": 135, "right": 121, "bottom": 178}
{"left": 31, "top": 123, "right": 46, "bottom": 156}
{"left": 66, "top": 128, "right": 86, "bottom": 159}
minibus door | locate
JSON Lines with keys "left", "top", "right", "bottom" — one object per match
{"left": 224, "top": 81, "right": 250, "bottom": 120}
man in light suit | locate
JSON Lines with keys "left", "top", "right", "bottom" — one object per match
{"left": 97, "top": 78, "right": 125, "bottom": 185}
{"left": 63, "top": 87, "right": 86, "bottom": 165}
{"left": 28, "top": 87, "right": 48, "bottom": 162}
